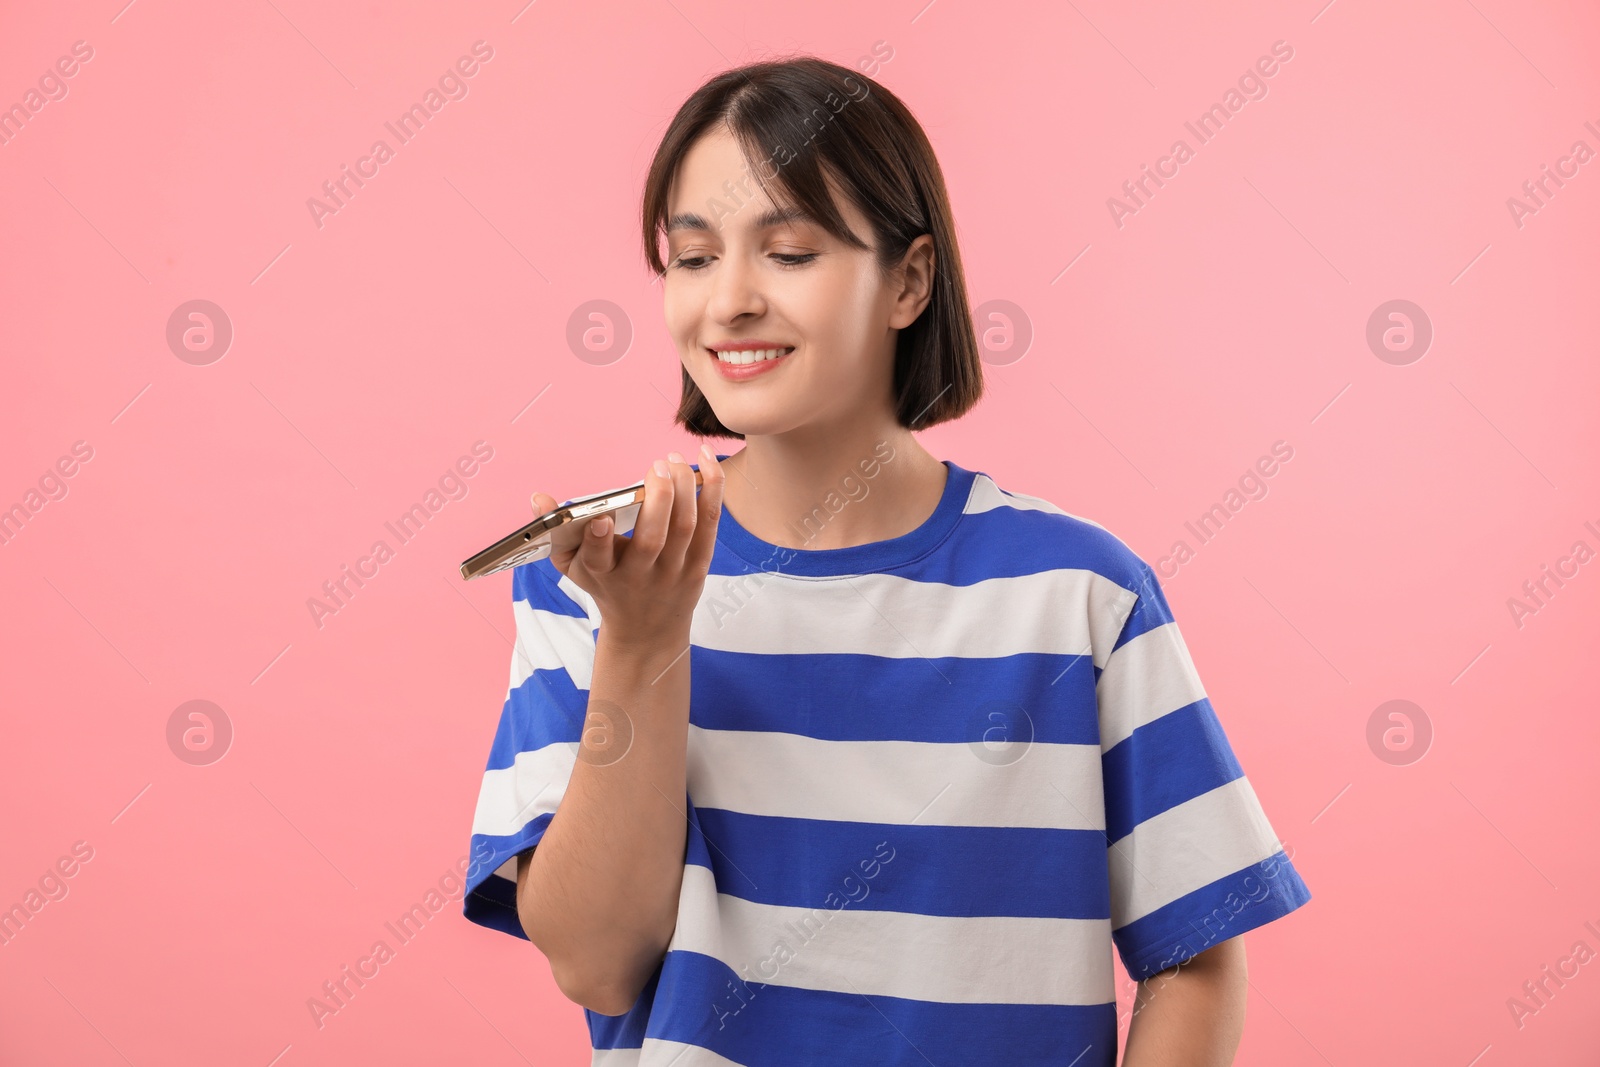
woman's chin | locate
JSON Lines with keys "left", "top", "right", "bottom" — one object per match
{"left": 704, "top": 406, "right": 792, "bottom": 439}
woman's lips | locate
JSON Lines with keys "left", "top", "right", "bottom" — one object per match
{"left": 709, "top": 346, "right": 794, "bottom": 381}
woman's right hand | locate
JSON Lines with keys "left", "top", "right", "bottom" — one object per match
{"left": 533, "top": 445, "right": 725, "bottom": 651}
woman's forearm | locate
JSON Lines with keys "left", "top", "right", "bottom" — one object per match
{"left": 1121, "top": 937, "right": 1248, "bottom": 1067}
{"left": 515, "top": 630, "right": 693, "bottom": 1016}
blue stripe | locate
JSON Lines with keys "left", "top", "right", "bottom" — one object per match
{"left": 684, "top": 805, "right": 715, "bottom": 869}
{"left": 512, "top": 556, "right": 588, "bottom": 616}
{"left": 689, "top": 649, "right": 1100, "bottom": 744}
{"left": 487, "top": 649, "right": 1100, "bottom": 764}
{"left": 485, "top": 669, "right": 586, "bottom": 770}
{"left": 1111, "top": 565, "right": 1175, "bottom": 650}
{"left": 608, "top": 949, "right": 1118, "bottom": 1066}
{"left": 1101, "top": 700, "right": 1245, "bottom": 843}
{"left": 463, "top": 794, "right": 698, "bottom": 942}
{"left": 1112, "top": 848, "right": 1311, "bottom": 981}
{"left": 461, "top": 816, "right": 553, "bottom": 940}
{"left": 705, "top": 494, "right": 1148, "bottom": 594}
{"left": 691, "top": 808, "right": 1111, "bottom": 919}
{"left": 587, "top": 962, "right": 659, "bottom": 1050}
{"left": 924, "top": 502, "right": 1148, "bottom": 586}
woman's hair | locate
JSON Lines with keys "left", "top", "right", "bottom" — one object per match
{"left": 640, "top": 55, "right": 983, "bottom": 439}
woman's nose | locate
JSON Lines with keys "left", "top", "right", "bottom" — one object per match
{"left": 705, "top": 249, "right": 766, "bottom": 322}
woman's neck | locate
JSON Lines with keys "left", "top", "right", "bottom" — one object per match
{"left": 716, "top": 428, "right": 948, "bottom": 552}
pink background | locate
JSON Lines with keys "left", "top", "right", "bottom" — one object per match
{"left": 3, "top": 0, "right": 1598, "bottom": 1063}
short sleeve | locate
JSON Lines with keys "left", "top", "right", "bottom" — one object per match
{"left": 462, "top": 555, "right": 598, "bottom": 939}
{"left": 1096, "top": 562, "right": 1311, "bottom": 981}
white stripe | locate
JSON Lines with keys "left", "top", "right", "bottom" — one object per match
{"left": 964, "top": 474, "right": 1142, "bottom": 671}
{"left": 1095, "top": 620, "right": 1207, "bottom": 750}
{"left": 1108, "top": 776, "right": 1284, "bottom": 926}
{"left": 471, "top": 742, "right": 575, "bottom": 837}
{"left": 686, "top": 727, "right": 1105, "bottom": 830}
{"left": 691, "top": 568, "right": 1131, "bottom": 666}
{"left": 593, "top": 1040, "right": 749, "bottom": 1067}
{"left": 509, "top": 598, "right": 596, "bottom": 693}
{"left": 668, "top": 864, "right": 1114, "bottom": 1006}
{"left": 513, "top": 518, "right": 1140, "bottom": 676}
{"left": 556, "top": 570, "right": 601, "bottom": 620}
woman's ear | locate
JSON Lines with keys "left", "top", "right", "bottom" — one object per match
{"left": 888, "top": 234, "right": 936, "bottom": 329}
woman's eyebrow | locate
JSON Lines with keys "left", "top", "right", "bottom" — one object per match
{"left": 667, "top": 206, "right": 818, "bottom": 234}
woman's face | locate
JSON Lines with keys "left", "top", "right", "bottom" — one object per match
{"left": 662, "top": 125, "right": 930, "bottom": 440}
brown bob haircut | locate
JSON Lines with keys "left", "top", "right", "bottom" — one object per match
{"left": 640, "top": 55, "right": 984, "bottom": 439}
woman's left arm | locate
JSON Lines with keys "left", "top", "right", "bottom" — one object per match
{"left": 1120, "top": 937, "right": 1249, "bottom": 1067}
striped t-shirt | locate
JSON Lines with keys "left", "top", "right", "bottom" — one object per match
{"left": 463, "top": 455, "right": 1311, "bottom": 1066}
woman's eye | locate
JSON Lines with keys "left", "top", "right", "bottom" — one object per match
{"left": 671, "top": 252, "right": 818, "bottom": 272}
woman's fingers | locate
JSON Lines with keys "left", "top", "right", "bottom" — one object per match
{"left": 574, "top": 510, "right": 619, "bottom": 576}
{"left": 683, "top": 447, "right": 724, "bottom": 575}
{"left": 658, "top": 451, "right": 699, "bottom": 567}
{"left": 534, "top": 491, "right": 582, "bottom": 576}
{"left": 622, "top": 458, "right": 673, "bottom": 571}
{"left": 543, "top": 449, "right": 721, "bottom": 588}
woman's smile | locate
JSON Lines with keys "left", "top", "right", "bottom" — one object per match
{"left": 707, "top": 343, "right": 796, "bottom": 380}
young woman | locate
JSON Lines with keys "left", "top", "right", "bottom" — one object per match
{"left": 464, "top": 56, "right": 1310, "bottom": 1067}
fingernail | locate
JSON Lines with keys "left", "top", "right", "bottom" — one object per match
{"left": 653, "top": 459, "right": 669, "bottom": 477}
{"left": 592, "top": 515, "right": 610, "bottom": 535}
{"left": 668, "top": 450, "right": 684, "bottom": 465}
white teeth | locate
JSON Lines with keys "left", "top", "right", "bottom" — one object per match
{"left": 714, "top": 347, "right": 792, "bottom": 365}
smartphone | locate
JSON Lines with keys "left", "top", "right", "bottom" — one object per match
{"left": 459, "top": 467, "right": 705, "bottom": 581}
